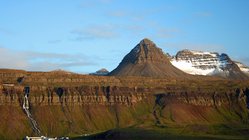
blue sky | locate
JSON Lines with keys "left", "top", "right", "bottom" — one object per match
{"left": 0, "top": 0, "right": 249, "bottom": 73}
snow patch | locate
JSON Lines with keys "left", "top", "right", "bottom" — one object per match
{"left": 171, "top": 60, "right": 214, "bottom": 75}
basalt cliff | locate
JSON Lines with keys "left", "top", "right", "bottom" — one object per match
{"left": 0, "top": 39, "right": 249, "bottom": 139}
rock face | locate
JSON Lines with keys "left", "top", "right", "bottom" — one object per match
{"left": 109, "top": 38, "right": 190, "bottom": 78}
{"left": 171, "top": 50, "right": 249, "bottom": 79}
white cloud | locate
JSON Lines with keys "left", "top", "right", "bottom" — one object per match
{"left": 0, "top": 47, "right": 95, "bottom": 71}
{"left": 0, "top": 47, "right": 29, "bottom": 69}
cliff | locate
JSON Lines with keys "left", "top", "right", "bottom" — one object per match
{"left": 0, "top": 69, "right": 249, "bottom": 139}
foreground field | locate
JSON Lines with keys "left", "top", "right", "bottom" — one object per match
{"left": 72, "top": 124, "right": 249, "bottom": 140}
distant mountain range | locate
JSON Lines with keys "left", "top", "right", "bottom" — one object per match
{"left": 108, "top": 38, "right": 249, "bottom": 80}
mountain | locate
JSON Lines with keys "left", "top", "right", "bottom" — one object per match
{"left": 170, "top": 50, "right": 249, "bottom": 79}
{"left": 108, "top": 38, "right": 190, "bottom": 78}
{"left": 90, "top": 68, "right": 109, "bottom": 76}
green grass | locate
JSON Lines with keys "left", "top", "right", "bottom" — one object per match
{"left": 71, "top": 123, "right": 249, "bottom": 140}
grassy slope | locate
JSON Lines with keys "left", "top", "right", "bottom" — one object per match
{"left": 0, "top": 90, "right": 249, "bottom": 139}
{"left": 71, "top": 101, "right": 249, "bottom": 140}
{"left": 28, "top": 100, "right": 154, "bottom": 138}
{"left": 0, "top": 106, "right": 32, "bottom": 140}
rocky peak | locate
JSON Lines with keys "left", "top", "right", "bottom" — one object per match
{"left": 108, "top": 38, "right": 190, "bottom": 78}
{"left": 123, "top": 38, "right": 170, "bottom": 64}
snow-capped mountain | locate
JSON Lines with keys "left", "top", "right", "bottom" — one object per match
{"left": 170, "top": 49, "right": 249, "bottom": 79}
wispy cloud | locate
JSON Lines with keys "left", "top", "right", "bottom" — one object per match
{"left": 0, "top": 47, "right": 29, "bottom": 69}
{"left": 70, "top": 24, "right": 118, "bottom": 40}
{"left": 0, "top": 47, "right": 96, "bottom": 71}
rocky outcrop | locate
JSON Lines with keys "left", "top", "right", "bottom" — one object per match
{"left": 1, "top": 82, "right": 249, "bottom": 108}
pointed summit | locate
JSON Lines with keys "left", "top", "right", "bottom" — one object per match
{"left": 109, "top": 38, "right": 190, "bottom": 78}
{"left": 122, "top": 38, "right": 170, "bottom": 64}
{"left": 139, "top": 38, "right": 155, "bottom": 46}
